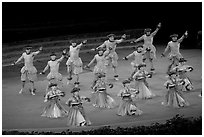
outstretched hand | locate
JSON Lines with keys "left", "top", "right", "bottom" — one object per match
{"left": 157, "top": 22, "right": 161, "bottom": 28}
{"left": 11, "top": 61, "right": 16, "bottom": 66}
{"left": 62, "top": 49, "right": 67, "bottom": 54}
{"left": 121, "top": 34, "right": 126, "bottom": 39}
{"left": 39, "top": 46, "right": 43, "bottom": 51}
{"left": 82, "top": 40, "right": 87, "bottom": 44}
{"left": 184, "top": 31, "right": 188, "bottom": 37}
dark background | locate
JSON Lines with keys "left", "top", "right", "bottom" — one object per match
{"left": 2, "top": 2, "right": 202, "bottom": 47}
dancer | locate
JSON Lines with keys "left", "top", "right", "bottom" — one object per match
{"left": 13, "top": 46, "right": 43, "bottom": 95}
{"left": 66, "top": 40, "right": 87, "bottom": 87}
{"left": 117, "top": 80, "right": 143, "bottom": 116}
{"left": 133, "top": 64, "right": 155, "bottom": 99}
{"left": 123, "top": 45, "right": 144, "bottom": 81}
{"left": 40, "top": 49, "right": 66, "bottom": 93}
{"left": 92, "top": 73, "right": 116, "bottom": 108}
{"left": 161, "top": 31, "right": 188, "bottom": 74}
{"left": 66, "top": 87, "right": 91, "bottom": 127}
{"left": 131, "top": 23, "right": 161, "bottom": 72}
{"left": 162, "top": 71, "right": 190, "bottom": 108}
{"left": 94, "top": 33, "right": 126, "bottom": 80}
{"left": 173, "top": 58, "right": 194, "bottom": 92}
{"left": 41, "top": 83, "right": 67, "bottom": 118}
{"left": 85, "top": 47, "right": 110, "bottom": 89}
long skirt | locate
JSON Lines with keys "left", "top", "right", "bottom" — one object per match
{"left": 117, "top": 99, "right": 143, "bottom": 116}
{"left": 92, "top": 91, "right": 116, "bottom": 108}
{"left": 135, "top": 81, "right": 155, "bottom": 99}
{"left": 66, "top": 106, "right": 91, "bottom": 127}
{"left": 162, "top": 89, "right": 190, "bottom": 108}
{"left": 41, "top": 98, "right": 67, "bottom": 118}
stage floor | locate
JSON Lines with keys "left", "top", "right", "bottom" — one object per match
{"left": 2, "top": 46, "right": 202, "bottom": 131}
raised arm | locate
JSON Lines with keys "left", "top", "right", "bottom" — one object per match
{"left": 151, "top": 23, "right": 161, "bottom": 37}
{"left": 177, "top": 31, "right": 188, "bottom": 43}
{"left": 57, "top": 49, "right": 67, "bottom": 63}
{"left": 115, "top": 34, "right": 126, "bottom": 44}
{"left": 32, "top": 46, "right": 43, "bottom": 56}
{"left": 76, "top": 40, "right": 87, "bottom": 50}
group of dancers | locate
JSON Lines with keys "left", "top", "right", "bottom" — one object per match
{"left": 12, "top": 23, "right": 198, "bottom": 127}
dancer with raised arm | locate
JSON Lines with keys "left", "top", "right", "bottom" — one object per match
{"left": 40, "top": 49, "right": 66, "bottom": 93}
{"left": 123, "top": 45, "right": 144, "bottom": 81}
{"left": 94, "top": 33, "right": 126, "bottom": 80}
{"left": 66, "top": 40, "right": 87, "bottom": 87}
{"left": 131, "top": 23, "right": 161, "bottom": 72}
{"left": 85, "top": 47, "right": 110, "bottom": 89}
{"left": 13, "top": 46, "right": 42, "bottom": 95}
{"left": 161, "top": 31, "right": 188, "bottom": 74}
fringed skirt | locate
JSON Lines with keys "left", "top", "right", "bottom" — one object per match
{"left": 92, "top": 91, "right": 117, "bottom": 109}
{"left": 41, "top": 98, "right": 67, "bottom": 118}
{"left": 66, "top": 106, "right": 91, "bottom": 127}
{"left": 162, "top": 89, "right": 190, "bottom": 108}
{"left": 117, "top": 98, "right": 143, "bottom": 116}
{"left": 135, "top": 81, "right": 155, "bottom": 99}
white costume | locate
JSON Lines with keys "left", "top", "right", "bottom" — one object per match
{"left": 20, "top": 51, "right": 39, "bottom": 81}
{"left": 66, "top": 44, "right": 83, "bottom": 75}
{"left": 99, "top": 39, "right": 124, "bottom": 67}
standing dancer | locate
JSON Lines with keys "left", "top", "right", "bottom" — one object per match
{"left": 123, "top": 45, "right": 144, "bottom": 81}
{"left": 91, "top": 73, "right": 116, "bottom": 109}
{"left": 85, "top": 47, "right": 109, "bottom": 89}
{"left": 117, "top": 80, "right": 143, "bottom": 116}
{"left": 13, "top": 46, "right": 43, "bottom": 95}
{"left": 162, "top": 71, "right": 190, "bottom": 108}
{"left": 41, "top": 83, "right": 67, "bottom": 118}
{"left": 132, "top": 23, "right": 161, "bottom": 72}
{"left": 65, "top": 87, "right": 91, "bottom": 127}
{"left": 40, "top": 49, "right": 66, "bottom": 93}
{"left": 173, "top": 58, "right": 194, "bottom": 92}
{"left": 66, "top": 40, "right": 87, "bottom": 87}
{"left": 133, "top": 64, "right": 155, "bottom": 99}
{"left": 94, "top": 33, "right": 126, "bottom": 80}
{"left": 161, "top": 31, "right": 188, "bottom": 74}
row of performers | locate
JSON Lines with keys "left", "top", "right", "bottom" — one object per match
{"left": 12, "top": 23, "right": 190, "bottom": 96}
{"left": 12, "top": 23, "right": 188, "bottom": 95}
{"left": 41, "top": 62, "right": 193, "bottom": 127}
